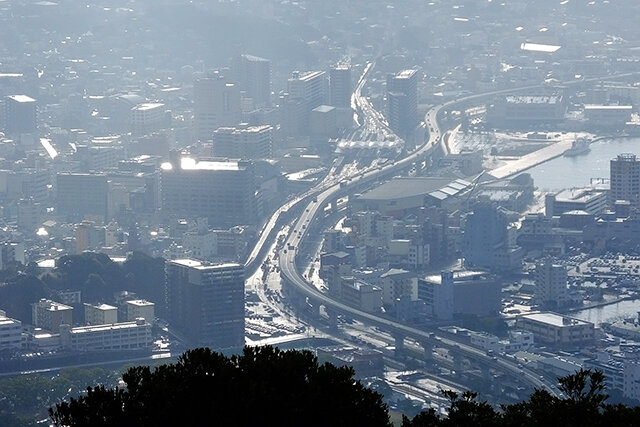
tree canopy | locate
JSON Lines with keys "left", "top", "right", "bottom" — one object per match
{"left": 49, "top": 346, "right": 391, "bottom": 427}
{"left": 48, "top": 347, "right": 640, "bottom": 427}
{"left": 402, "top": 369, "right": 640, "bottom": 427}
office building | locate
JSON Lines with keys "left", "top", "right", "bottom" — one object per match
{"left": 32, "top": 299, "right": 73, "bottom": 333}
{"left": 166, "top": 259, "right": 245, "bottom": 349}
{"left": 60, "top": 318, "right": 152, "bottom": 351}
{"left": 194, "top": 72, "right": 242, "bottom": 141}
{"left": 329, "top": 65, "right": 351, "bottom": 108}
{"left": 610, "top": 153, "right": 640, "bottom": 208}
{"left": 0, "top": 168, "right": 50, "bottom": 203}
{"left": 56, "top": 173, "right": 108, "bottom": 220}
{"left": 4, "top": 94, "right": 36, "bottom": 135}
{"left": 160, "top": 157, "right": 257, "bottom": 227}
{"left": 281, "top": 71, "right": 327, "bottom": 136}
{"left": 516, "top": 312, "right": 594, "bottom": 347}
{"left": 386, "top": 69, "right": 418, "bottom": 140}
{"left": 288, "top": 71, "right": 326, "bottom": 111}
{"left": 545, "top": 187, "right": 608, "bottom": 216}
{"left": 233, "top": 54, "right": 271, "bottom": 109}
{"left": 212, "top": 124, "right": 273, "bottom": 159}
{"left": 534, "top": 260, "right": 568, "bottom": 306}
{"left": 418, "top": 271, "right": 501, "bottom": 320}
{"left": 131, "top": 102, "right": 166, "bottom": 135}
{"left": 489, "top": 95, "right": 566, "bottom": 126}
{"left": 584, "top": 105, "right": 632, "bottom": 127}
{"left": 84, "top": 303, "right": 118, "bottom": 326}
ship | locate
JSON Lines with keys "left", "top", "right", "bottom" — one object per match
{"left": 563, "top": 137, "right": 591, "bottom": 157}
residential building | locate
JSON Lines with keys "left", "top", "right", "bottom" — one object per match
{"left": 339, "top": 277, "right": 382, "bottom": 313}
{"left": 122, "top": 300, "right": 155, "bottom": 325}
{"left": 610, "top": 153, "right": 640, "bottom": 208}
{"left": 534, "top": 260, "right": 568, "bottom": 307}
{"left": 380, "top": 268, "right": 417, "bottom": 306}
{"left": 166, "top": 259, "right": 245, "bottom": 349}
{"left": 84, "top": 303, "right": 117, "bottom": 326}
{"left": 32, "top": 299, "right": 73, "bottom": 333}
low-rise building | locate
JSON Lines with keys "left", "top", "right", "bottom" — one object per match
{"left": 418, "top": 271, "right": 501, "bottom": 320}
{"left": 84, "top": 303, "right": 118, "bottom": 326}
{"left": 123, "top": 300, "right": 155, "bottom": 325}
{"left": 339, "top": 277, "right": 382, "bottom": 313}
{"left": 545, "top": 187, "right": 608, "bottom": 216}
{"left": 516, "top": 312, "right": 594, "bottom": 347}
{"left": 0, "top": 311, "right": 22, "bottom": 351}
{"left": 60, "top": 318, "right": 152, "bottom": 351}
{"left": 32, "top": 299, "right": 73, "bottom": 333}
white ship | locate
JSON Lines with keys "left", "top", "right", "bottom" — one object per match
{"left": 563, "top": 137, "right": 591, "bottom": 157}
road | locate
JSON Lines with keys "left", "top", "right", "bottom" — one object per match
{"left": 277, "top": 79, "right": 559, "bottom": 396}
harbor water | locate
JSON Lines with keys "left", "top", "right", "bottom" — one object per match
{"left": 526, "top": 136, "right": 640, "bottom": 191}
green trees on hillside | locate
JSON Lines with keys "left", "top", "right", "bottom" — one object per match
{"left": 0, "top": 252, "right": 166, "bottom": 322}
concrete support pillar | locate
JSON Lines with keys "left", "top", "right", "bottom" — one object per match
{"left": 394, "top": 333, "right": 405, "bottom": 358}
{"left": 453, "top": 355, "right": 463, "bottom": 373}
{"left": 326, "top": 307, "right": 338, "bottom": 330}
{"left": 421, "top": 341, "right": 434, "bottom": 361}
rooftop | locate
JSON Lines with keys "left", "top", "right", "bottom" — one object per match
{"left": 555, "top": 187, "right": 606, "bottom": 203}
{"left": 161, "top": 158, "right": 246, "bottom": 172}
{"left": 131, "top": 102, "right": 165, "bottom": 111}
{"left": 505, "top": 95, "right": 561, "bottom": 104}
{"left": 585, "top": 105, "right": 633, "bottom": 110}
{"left": 358, "top": 177, "right": 461, "bottom": 201}
{"left": 7, "top": 94, "right": 36, "bottom": 103}
{"left": 394, "top": 69, "right": 418, "bottom": 79}
{"left": 520, "top": 43, "right": 561, "bottom": 53}
{"left": 169, "top": 258, "right": 242, "bottom": 271}
{"left": 520, "top": 312, "right": 591, "bottom": 328}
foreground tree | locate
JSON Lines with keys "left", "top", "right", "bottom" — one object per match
{"left": 50, "top": 346, "right": 391, "bottom": 427}
{"left": 403, "top": 369, "right": 640, "bottom": 427}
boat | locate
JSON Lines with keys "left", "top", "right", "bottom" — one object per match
{"left": 563, "top": 137, "right": 591, "bottom": 157}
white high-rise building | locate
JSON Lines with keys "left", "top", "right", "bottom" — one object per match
{"left": 194, "top": 72, "right": 241, "bottom": 141}
{"left": 610, "top": 153, "right": 640, "bottom": 208}
{"left": 212, "top": 124, "right": 272, "bottom": 159}
{"left": 534, "top": 260, "right": 568, "bottom": 306}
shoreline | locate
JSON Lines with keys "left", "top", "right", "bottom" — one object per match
{"left": 485, "top": 133, "right": 636, "bottom": 181}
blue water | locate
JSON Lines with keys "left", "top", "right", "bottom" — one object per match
{"left": 526, "top": 137, "right": 640, "bottom": 191}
